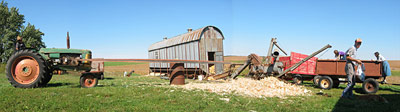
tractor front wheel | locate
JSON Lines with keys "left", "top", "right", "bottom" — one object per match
{"left": 80, "top": 74, "right": 98, "bottom": 88}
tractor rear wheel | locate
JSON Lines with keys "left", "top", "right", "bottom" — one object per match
{"left": 80, "top": 73, "right": 98, "bottom": 88}
{"left": 39, "top": 63, "right": 53, "bottom": 86}
{"left": 40, "top": 72, "right": 53, "bottom": 86}
{"left": 5, "top": 50, "right": 48, "bottom": 88}
{"left": 318, "top": 76, "right": 333, "bottom": 90}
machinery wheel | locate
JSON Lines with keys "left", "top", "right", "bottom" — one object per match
{"left": 39, "top": 64, "right": 53, "bottom": 86}
{"left": 5, "top": 50, "right": 48, "bottom": 88}
{"left": 169, "top": 65, "right": 185, "bottom": 85}
{"left": 362, "top": 78, "right": 379, "bottom": 94}
{"left": 318, "top": 76, "right": 333, "bottom": 90}
{"left": 292, "top": 74, "right": 303, "bottom": 85}
{"left": 332, "top": 78, "right": 340, "bottom": 88}
{"left": 80, "top": 73, "right": 98, "bottom": 88}
{"left": 313, "top": 75, "right": 322, "bottom": 86}
{"left": 40, "top": 73, "right": 53, "bottom": 86}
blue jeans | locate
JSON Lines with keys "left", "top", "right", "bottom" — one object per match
{"left": 342, "top": 63, "right": 355, "bottom": 98}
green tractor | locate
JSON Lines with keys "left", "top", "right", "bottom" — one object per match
{"left": 5, "top": 32, "right": 104, "bottom": 88}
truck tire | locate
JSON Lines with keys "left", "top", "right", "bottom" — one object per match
{"left": 318, "top": 76, "right": 333, "bottom": 90}
{"left": 80, "top": 73, "right": 98, "bottom": 88}
{"left": 292, "top": 74, "right": 303, "bottom": 85}
{"left": 362, "top": 78, "right": 379, "bottom": 94}
{"left": 313, "top": 75, "right": 322, "bottom": 86}
{"left": 5, "top": 50, "right": 48, "bottom": 88}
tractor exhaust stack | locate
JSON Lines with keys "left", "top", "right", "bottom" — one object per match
{"left": 67, "top": 32, "right": 70, "bottom": 49}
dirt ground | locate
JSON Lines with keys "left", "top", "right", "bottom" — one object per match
{"left": 105, "top": 63, "right": 149, "bottom": 76}
{"left": 224, "top": 56, "right": 248, "bottom": 62}
{"left": 388, "top": 60, "right": 400, "bottom": 71}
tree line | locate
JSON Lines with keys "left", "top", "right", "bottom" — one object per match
{"left": 0, "top": 1, "right": 45, "bottom": 63}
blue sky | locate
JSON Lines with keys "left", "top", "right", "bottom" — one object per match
{"left": 5, "top": 0, "right": 400, "bottom": 60}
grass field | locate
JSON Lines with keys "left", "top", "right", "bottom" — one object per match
{"left": 1, "top": 73, "right": 400, "bottom": 111}
{"left": 0, "top": 64, "right": 4, "bottom": 74}
{"left": 391, "top": 70, "right": 400, "bottom": 77}
{"left": 1, "top": 58, "right": 400, "bottom": 111}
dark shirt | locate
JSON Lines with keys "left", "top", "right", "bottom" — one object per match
{"left": 15, "top": 41, "right": 25, "bottom": 51}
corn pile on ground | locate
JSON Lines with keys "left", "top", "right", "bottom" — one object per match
{"left": 176, "top": 77, "right": 311, "bottom": 98}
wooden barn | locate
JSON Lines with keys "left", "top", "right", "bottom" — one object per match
{"left": 148, "top": 26, "right": 225, "bottom": 75}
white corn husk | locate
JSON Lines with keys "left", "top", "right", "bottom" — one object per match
{"left": 176, "top": 77, "right": 311, "bottom": 98}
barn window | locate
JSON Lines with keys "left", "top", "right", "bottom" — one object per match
{"left": 155, "top": 51, "right": 159, "bottom": 59}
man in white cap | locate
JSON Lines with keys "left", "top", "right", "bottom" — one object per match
{"left": 341, "top": 38, "right": 363, "bottom": 99}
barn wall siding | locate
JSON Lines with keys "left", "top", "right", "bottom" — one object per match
{"left": 148, "top": 26, "right": 224, "bottom": 74}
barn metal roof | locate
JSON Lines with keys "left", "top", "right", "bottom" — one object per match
{"left": 148, "top": 26, "right": 224, "bottom": 51}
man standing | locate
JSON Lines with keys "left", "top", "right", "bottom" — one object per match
{"left": 15, "top": 36, "right": 25, "bottom": 51}
{"left": 342, "top": 38, "right": 363, "bottom": 99}
{"left": 375, "top": 52, "right": 391, "bottom": 84}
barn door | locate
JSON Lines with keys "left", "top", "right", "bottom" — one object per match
{"left": 214, "top": 52, "right": 223, "bottom": 74}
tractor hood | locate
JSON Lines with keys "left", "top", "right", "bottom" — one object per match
{"left": 38, "top": 48, "right": 92, "bottom": 61}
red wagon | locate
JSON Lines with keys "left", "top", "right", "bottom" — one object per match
{"left": 279, "top": 52, "right": 382, "bottom": 94}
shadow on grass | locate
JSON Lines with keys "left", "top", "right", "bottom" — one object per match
{"left": 134, "top": 83, "right": 164, "bottom": 86}
{"left": 332, "top": 94, "right": 400, "bottom": 112}
{"left": 390, "top": 83, "right": 400, "bottom": 86}
{"left": 103, "top": 77, "right": 115, "bottom": 80}
{"left": 45, "top": 83, "right": 73, "bottom": 87}
{"left": 353, "top": 88, "right": 367, "bottom": 94}
{"left": 70, "top": 85, "right": 106, "bottom": 88}
{"left": 308, "top": 82, "right": 400, "bottom": 93}
{"left": 336, "top": 86, "right": 400, "bottom": 94}
{"left": 76, "top": 85, "right": 105, "bottom": 88}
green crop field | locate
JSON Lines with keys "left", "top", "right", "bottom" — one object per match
{"left": 104, "top": 62, "right": 144, "bottom": 66}
{"left": 392, "top": 70, "right": 400, "bottom": 77}
{"left": 1, "top": 73, "right": 399, "bottom": 112}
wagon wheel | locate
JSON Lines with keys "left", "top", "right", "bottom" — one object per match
{"left": 318, "top": 76, "right": 333, "bottom": 90}
{"left": 362, "top": 78, "right": 379, "bottom": 94}
{"left": 332, "top": 78, "right": 340, "bottom": 88}
{"left": 292, "top": 74, "right": 303, "bottom": 85}
{"left": 313, "top": 75, "right": 322, "bottom": 86}
{"left": 5, "top": 50, "right": 48, "bottom": 88}
{"left": 80, "top": 73, "right": 98, "bottom": 88}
